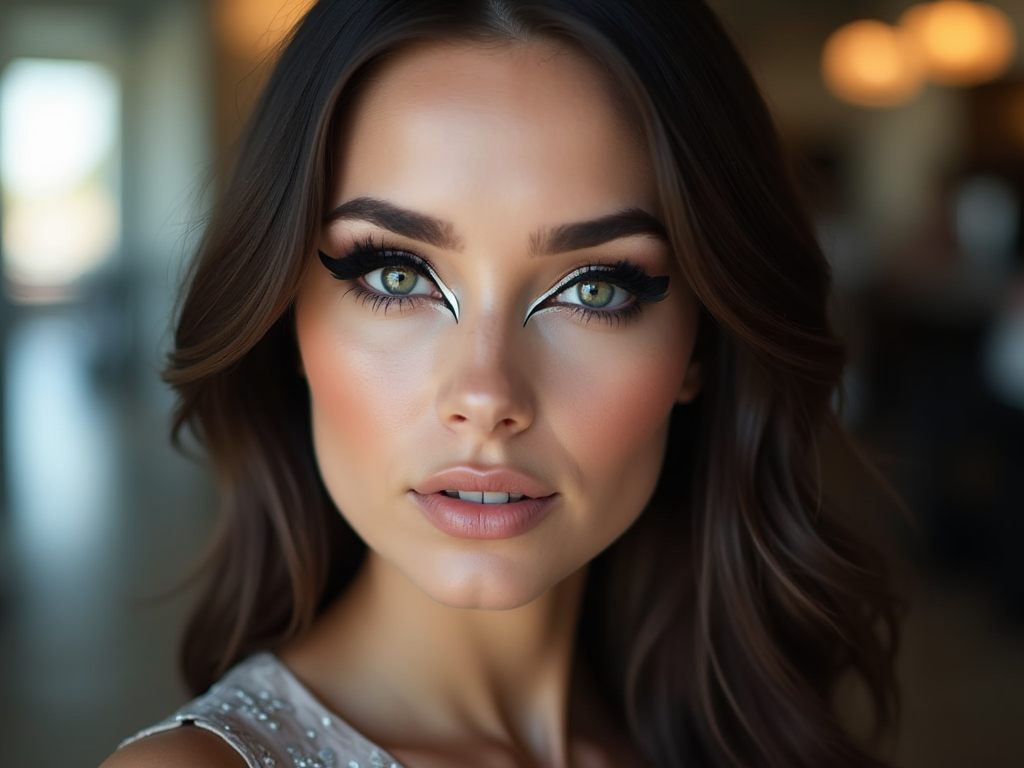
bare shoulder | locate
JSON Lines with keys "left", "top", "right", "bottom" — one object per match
{"left": 99, "top": 726, "right": 249, "bottom": 768}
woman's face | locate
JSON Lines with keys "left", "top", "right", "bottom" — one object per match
{"left": 295, "top": 40, "right": 701, "bottom": 610}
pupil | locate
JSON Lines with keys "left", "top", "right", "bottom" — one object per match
{"left": 383, "top": 267, "right": 417, "bottom": 295}
{"left": 578, "top": 281, "right": 614, "bottom": 308}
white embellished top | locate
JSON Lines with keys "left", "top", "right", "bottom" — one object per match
{"left": 118, "top": 653, "right": 404, "bottom": 768}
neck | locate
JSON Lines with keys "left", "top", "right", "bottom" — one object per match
{"left": 283, "top": 552, "right": 588, "bottom": 767}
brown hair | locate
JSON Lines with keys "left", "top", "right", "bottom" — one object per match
{"left": 166, "top": 1, "right": 902, "bottom": 766}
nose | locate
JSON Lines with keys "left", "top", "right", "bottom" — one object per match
{"left": 434, "top": 316, "right": 534, "bottom": 438}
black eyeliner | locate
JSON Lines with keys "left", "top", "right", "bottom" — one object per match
{"left": 318, "top": 246, "right": 428, "bottom": 281}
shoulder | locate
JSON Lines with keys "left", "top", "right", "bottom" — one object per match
{"left": 99, "top": 725, "right": 249, "bottom": 768}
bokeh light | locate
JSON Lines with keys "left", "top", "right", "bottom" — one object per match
{"left": 822, "top": 20, "right": 926, "bottom": 108}
{"left": 899, "top": 1, "right": 1016, "bottom": 87}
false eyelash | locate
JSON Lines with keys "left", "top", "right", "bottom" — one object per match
{"left": 348, "top": 288, "right": 422, "bottom": 315}
{"left": 560, "top": 301, "right": 646, "bottom": 327}
{"left": 318, "top": 236, "right": 433, "bottom": 282}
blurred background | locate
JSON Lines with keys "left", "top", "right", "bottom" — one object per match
{"left": 0, "top": 0, "right": 1020, "bottom": 765}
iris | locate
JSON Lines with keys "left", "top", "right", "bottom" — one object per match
{"left": 577, "top": 281, "right": 614, "bottom": 307}
{"left": 380, "top": 266, "right": 418, "bottom": 295}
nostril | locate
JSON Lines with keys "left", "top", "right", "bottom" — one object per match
{"left": 438, "top": 380, "right": 534, "bottom": 435}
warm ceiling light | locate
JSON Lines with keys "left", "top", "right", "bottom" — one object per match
{"left": 215, "top": 0, "right": 316, "bottom": 57}
{"left": 821, "top": 20, "right": 926, "bottom": 108}
{"left": 900, "top": 1, "right": 1016, "bottom": 86}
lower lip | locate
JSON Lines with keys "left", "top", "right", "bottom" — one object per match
{"left": 410, "top": 491, "right": 557, "bottom": 540}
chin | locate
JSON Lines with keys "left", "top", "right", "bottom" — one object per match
{"left": 405, "top": 550, "right": 566, "bottom": 611}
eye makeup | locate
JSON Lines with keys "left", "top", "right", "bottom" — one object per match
{"left": 523, "top": 261, "right": 669, "bottom": 326}
{"left": 319, "top": 239, "right": 669, "bottom": 328}
{"left": 319, "top": 240, "right": 460, "bottom": 320}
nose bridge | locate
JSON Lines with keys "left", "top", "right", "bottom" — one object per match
{"left": 435, "top": 306, "right": 533, "bottom": 436}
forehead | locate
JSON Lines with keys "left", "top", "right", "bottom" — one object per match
{"left": 331, "top": 39, "right": 657, "bottom": 224}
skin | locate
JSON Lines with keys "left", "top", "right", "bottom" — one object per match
{"left": 105, "top": 39, "right": 701, "bottom": 768}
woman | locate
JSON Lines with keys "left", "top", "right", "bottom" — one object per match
{"left": 105, "top": 0, "right": 902, "bottom": 766}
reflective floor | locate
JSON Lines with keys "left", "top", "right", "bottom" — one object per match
{"left": 0, "top": 310, "right": 215, "bottom": 768}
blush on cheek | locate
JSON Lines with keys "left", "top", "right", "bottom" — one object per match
{"left": 537, "top": 324, "right": 690, "bottom": 536}
{"left": 573, "top": 363, "right": 679, "bottom": 472}
{"left": 307, "top": 340, "right": 422, "bottom": 445}
{"left": 303, "top": 292, "right": 446, "bottom": 424}
{"left": 546, "top": 330, "right": 687, "bottom": 465}
{"left": 303, "top": 354, "right": 386, "bottom": 516}
{"left": 297, "top": 303, "right": 440, "bottom": 514}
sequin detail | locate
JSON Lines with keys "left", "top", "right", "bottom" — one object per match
{"left": 230, "top": 686, "right": 292, "bottom": 733}
{"left": 285, "top": 742, "right": 336, "bottom": 768}
{"left": 116, "top": 653, "right": 403, "bottom": 768}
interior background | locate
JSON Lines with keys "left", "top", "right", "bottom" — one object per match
{"left": 0, "top": 1, "right": 1020, "bottom": 766}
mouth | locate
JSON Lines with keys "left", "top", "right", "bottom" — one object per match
{"left": 411, "top": 465, "right": 557, "bottom": 538}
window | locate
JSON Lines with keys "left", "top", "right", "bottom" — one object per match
{"left": 1, "top": 58, "right": 121, "bottom": 302}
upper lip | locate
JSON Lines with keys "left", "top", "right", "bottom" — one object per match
{"left": 414, "top": 465, "right": 556, "bottom": 498}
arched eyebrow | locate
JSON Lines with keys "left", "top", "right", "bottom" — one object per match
{"left": 325, "top": 197, "right": 463, "bottom": 251}
{"left": 325, "top": 196, "right": 667, "bottom": 255}
{"left": 529, "top": 208, "right": 669, "bottom": 256}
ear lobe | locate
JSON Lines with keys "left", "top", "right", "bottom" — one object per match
{"left": 676, "top": 360, "right": 702, "bottom": 404}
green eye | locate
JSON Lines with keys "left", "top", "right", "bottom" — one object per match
{"left": 576, "top": 281, "right": 615, "bottom": 308}
{"left": 372, "top": 266, "right": 421, "bottom": 295}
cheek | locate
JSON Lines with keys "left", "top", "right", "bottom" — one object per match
{"left": 295, "top": 292, "right": 442, "bottom": 503}
{"left": 538, "top": 315, "right": 691, "bottom": 481}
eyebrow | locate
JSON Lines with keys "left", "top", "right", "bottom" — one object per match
{"left": 529, "top": 208, "right": 668, "bottom": 256}
{"left": 325, "top": 197, "right": 462, "bottom": 251}
{"left": 325, "top": 196, "right": 668, "bottom": 255}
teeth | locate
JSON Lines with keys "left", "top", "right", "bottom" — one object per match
{"left": 441, "top": 490, "right": 526, "bottom": 504}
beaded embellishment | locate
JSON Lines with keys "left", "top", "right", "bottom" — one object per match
{"left": 118, "top": 653, "right": 403, "bottom": 768}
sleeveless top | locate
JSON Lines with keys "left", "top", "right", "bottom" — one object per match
{"left": 118, "top": 653, "right": 405, "bottom": 768}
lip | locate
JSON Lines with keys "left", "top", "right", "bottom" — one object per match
{"left": 411, "top": 465, "right": 558, "bottom": 540}
{"left": 411, "top": 490, "right": 557, "bottom": 540}
{"left": 414, "top": 465, "right": 555, "bottom": 498}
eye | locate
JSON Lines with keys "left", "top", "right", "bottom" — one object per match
{"left": 553, "top": 279, "right": 631, "bottom": 310}
{"left": 524, "top": 260, "right": 668, "bottom": 326}
{"left": 364, "top": 265, "right": 435, "bottom": 297}
{"left": 318, "top": 246, "right": 461, "bottom": 320}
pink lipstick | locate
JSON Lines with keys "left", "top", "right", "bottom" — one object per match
{"left": 410, "top": 466, "right": 558, "bottom": 540}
